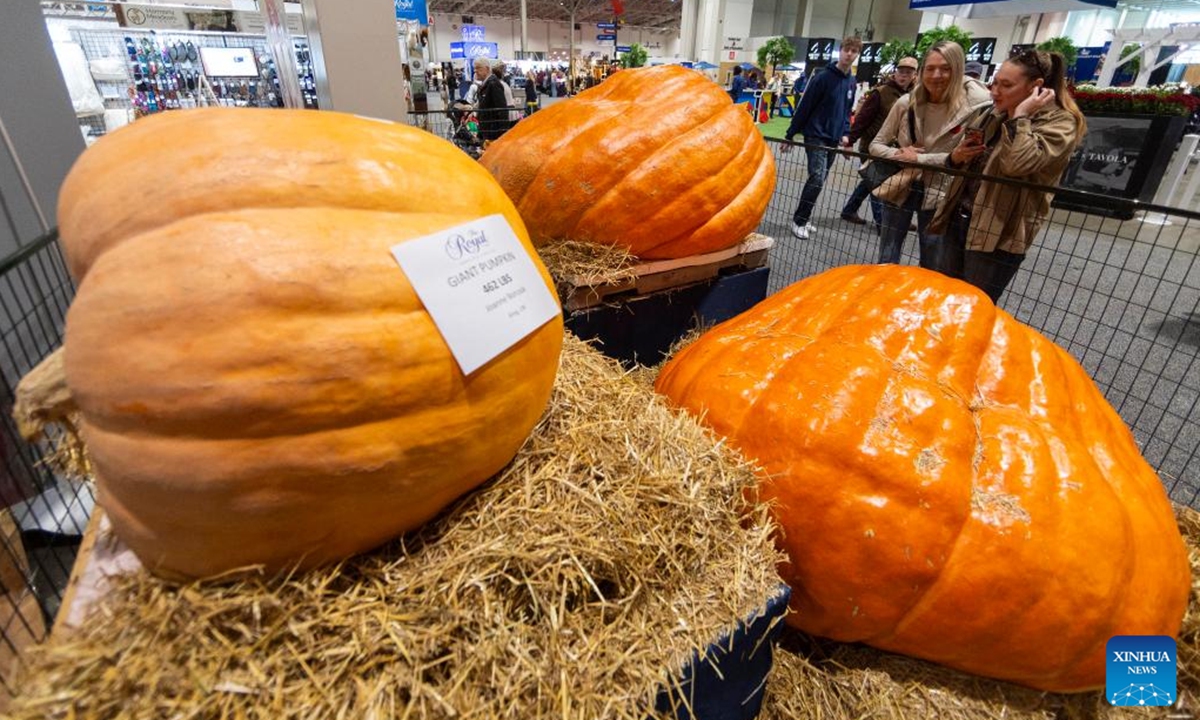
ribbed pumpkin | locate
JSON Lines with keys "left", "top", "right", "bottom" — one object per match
{"left": 654, "top": 265, "right": 1189, "bottom": 692}
{"left": 480, "top": 65, "right": 775, "bottom": 259}
{"left": 58, "top": 108, "right": 564, "bottom": 580}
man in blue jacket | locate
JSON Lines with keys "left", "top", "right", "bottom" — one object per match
{"left": 782, "top": 36, "right": 862, "bottom": 240}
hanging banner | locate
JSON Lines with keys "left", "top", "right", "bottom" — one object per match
{"left": 966, "top": 37, "right": 997, "bottom": 64}
{"left": 1073, "top": 45, "right": 1107, "bottom": 82}
{"left": 394, "top": 0, "right": 428, "bottom": 25}
{"left": 450, "top": 41, "right": 498, "bottom": 60}
{"left": 856, "top": 42, "right": 885, "bottom": 81}
{"left": 805, "top": 37, "right": 834, "bottom": 69}
{"left": 461, "top": 24, "right": 485, "bottom": 41}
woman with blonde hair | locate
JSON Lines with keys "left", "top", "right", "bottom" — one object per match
{"left": 869, "top": 40, "right": 992, "bottom": 268}
{"left": 931, "top": 49, "right": 1086, "bottom": 302}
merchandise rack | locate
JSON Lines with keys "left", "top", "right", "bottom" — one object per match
{"left": 67, "top": 27, "right": 317, "bottom": 143}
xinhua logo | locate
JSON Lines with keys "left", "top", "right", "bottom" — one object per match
{"left": 1106, "top": 636, "right": 1177, "bottom": 707}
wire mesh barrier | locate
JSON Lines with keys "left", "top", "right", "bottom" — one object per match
{"left": 405, "top": 105, "right": 530, "bottom": 159}
{"left": 764, "top": 137, "right": 1200, "bottom": 508}
{"left": 0, "top": 231, "right": 84, "bottom": 699}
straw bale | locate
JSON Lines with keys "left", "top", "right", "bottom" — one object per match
{"left": 8, "top": 333, "right": 783, "bottom": 720}
{"left": 536, "top": 239, "right": 638, "bottom": 298}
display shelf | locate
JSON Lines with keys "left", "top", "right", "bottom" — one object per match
{"left": 65, "top": 27, "right": 316, "bottom": 141}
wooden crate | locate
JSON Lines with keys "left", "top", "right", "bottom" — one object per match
{"left": 562, "top": 234, "right": 773, "bottom": 312}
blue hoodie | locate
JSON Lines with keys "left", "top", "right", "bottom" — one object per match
{"left": 785, "top": 63, "right": 856, "bottom": 145}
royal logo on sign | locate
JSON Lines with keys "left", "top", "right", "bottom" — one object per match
{"left": 461, "top": 24, "right": 485, "bottom": 41}
{"left": 1106, "top": 636, "right": 1177, "bottom": 707}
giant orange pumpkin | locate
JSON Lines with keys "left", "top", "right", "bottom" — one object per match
{"left": 480, "top": 65, "right": 775, "bottom": 259}
{"left": 654, "top": 265, "right": 1189, "bottom": 692}
{"left": 58, "top": 108, "right": 563, "bottom": 579}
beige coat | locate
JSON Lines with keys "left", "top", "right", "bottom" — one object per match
{"left": 929, "top": 105, "right": 1081, "bottom": 254}
{"left": 869, "top": 80, "right": 992, "bottom": 210}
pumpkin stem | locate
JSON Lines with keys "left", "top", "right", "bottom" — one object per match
{"left": 14, "top": 347, "right": 74, "bottom": 442}
{"left": 13, "top": 347, "right": 92, "bottom": 479}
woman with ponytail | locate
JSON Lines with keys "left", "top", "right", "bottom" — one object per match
{"left": 930, "top": 49, "right": 1085, "bottom": 302}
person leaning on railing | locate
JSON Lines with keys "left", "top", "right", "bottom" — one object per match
{"left": 869, "top": 40, "right": 991, "bottom": 270}
{"left": 930, "top": 49, "right": 1086, "bottom": 303}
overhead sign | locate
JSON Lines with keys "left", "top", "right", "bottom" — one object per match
{"left": 461, "top": 24, "right": 485, "bottom": 40}
{"left": 450, "top": 41, "right": 498, "bottom": 59}
{"left": 597, "top": 22, "right": 616, "bottom": 29}
{"left": 723, "top": 36, "right": 745, "bottom": 50}
{"left": 966, "top": 37, "right": 997, "bottom": 63}
{"left": 394, "top": 0, "right": 428, "bottom": 25}
{"left": 116, "top": 4, "right": 303, "bottom": 33}
{"left": 597, "top": 33, "right": 616, "bottom": 41}
{"left": 616, "top": 45, "right": 631, "bottom": 52}
{"left": 806, "top": 37, "right": 834, "bottom": 65}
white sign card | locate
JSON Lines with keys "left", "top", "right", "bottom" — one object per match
{"left": 391, "top": 215, "right": 559, "bottom": 375}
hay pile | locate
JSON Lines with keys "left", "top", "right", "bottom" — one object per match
{"left": 9, "top": 334, "right": 783, "bottom": 719}
{"left": 535, "top": 239, "right": 638, "bottom": 300}
{"left": 759, "top": 506, "right": 1200, "bottom": 719}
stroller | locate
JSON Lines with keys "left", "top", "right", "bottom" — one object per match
{"left": 447, "top": 100, "right": 484, "bottom": 159}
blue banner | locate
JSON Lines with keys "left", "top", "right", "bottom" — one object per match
{"left": 394, "top": 0, "right": 428, "bottom": 24}
{"left": 450, "top": 41, "right": 498, "bottom": 60}
{"left": 909, "top": 0, "right": 1114, "bottom": 9}
{"left": 461, "top": 24, "right": 485, "bottom": 41}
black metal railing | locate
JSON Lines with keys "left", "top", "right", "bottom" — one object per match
{"left": 0, "top": 230, "right": 84, "bottom": 698}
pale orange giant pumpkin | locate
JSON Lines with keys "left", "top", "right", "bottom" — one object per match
{"left": 58, "top": 108, "right": 563, "bottom": 579}
{"left": 654, "top": 264, "right": 1190, "bottom": 692}
{"left": 480, "top": 65, "right": 776, "bottom": 259}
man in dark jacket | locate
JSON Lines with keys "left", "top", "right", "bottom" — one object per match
{"left": 728, "top": 66, "right": 747, "bottom": 103}
{"left": 782, "top": 36, "right": 862, "bottom": 240}
{"left": 840, "top": 55, "right": 918, "bottom": 227}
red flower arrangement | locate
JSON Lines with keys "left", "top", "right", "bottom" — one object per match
{"left": 1069, "top": 84, "right": 1200, "bottom": 117}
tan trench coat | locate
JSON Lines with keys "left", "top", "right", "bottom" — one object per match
{"left": 868, "top": 80, "right": 992, "bottom": 211}
{"left": 929, "top": 105, "right": 1081, "bottom": 254}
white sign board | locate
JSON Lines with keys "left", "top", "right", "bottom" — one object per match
{"left": 391, "top": 215, "right": 559, "bottom": 375}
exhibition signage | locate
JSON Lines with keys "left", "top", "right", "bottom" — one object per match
{"left": 597, "top": 33, "right": 616, "bottom": 41}
{"left": 616, "top": 45, "right": 631, "bottom": 52}
{"left": 450, "top": 41, "right": 499, "bottom": 59}
{"left": 597, "top": 22, "right": 616, "bottom": 29}
{"left": 390, "top": 215, "right": 560, "bottom": 375}
{"left": 966, "top": 37, "right": 996, "bottom": 64}
{"left": 461, "top": 24, "right": 485, "bottom": 41}
{"left": 394, "top": 0, "right": 429, "bottom": 25}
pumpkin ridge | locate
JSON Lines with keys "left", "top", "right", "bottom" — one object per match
{"left": 642, "top": 139, "right": 774, "bottom": 257}
{"left": 573, "top": 102, "right": 745, "bottom": 250}
{"left": 528, "top": 97, "right": 730, "bottom": 244}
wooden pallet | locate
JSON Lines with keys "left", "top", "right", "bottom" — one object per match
{"left": 562, "top": 234, "right": 774, "bottom": 312}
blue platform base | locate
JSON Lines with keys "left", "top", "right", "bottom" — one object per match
{"left": 655, "top": 586, "right": 792, "bottom": 720}
{"left": 564, "top": 265, "right": 770, "bottom": 367}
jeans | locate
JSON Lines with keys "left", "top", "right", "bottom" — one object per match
{"left": 877, "top": 184, "right": 941, "bottom": 269}
{"left": 943, "top": 210, "right": 1026, "bottom": 303}
{"left": 792, "top": 146, "right": 837, "bottom": 227}
{"left": 842, "top": 177, "right": 884, "bottom": 227}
